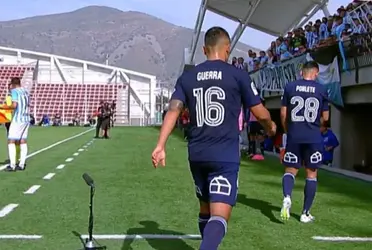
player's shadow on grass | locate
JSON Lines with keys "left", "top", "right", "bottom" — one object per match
{"left": 237, "top": 194, "right": 300, "bottom": 224}
{"left": 0, "top": 159, "right": 9, "bottom": 164}
{"left": 121, "top": 221, "right": 196, "bottom": 250}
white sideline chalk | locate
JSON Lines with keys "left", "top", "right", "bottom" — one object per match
{"left": 24, "top": 185, "right": 41, "bottom": 194}
{"left": 0, "top": 204, "right": 18, "bottom": 217}
{"left": 0, "top": 128, "right": 94, "bottom": 171}
{"left": 43, "top": 173, "right": 55, "bottom": 180}
{"left": 0, "top": 235, "right": 42, "bottom": 239}
{"left": 65, "top": 158, "right": 74, "bottom": 162}
{"left": 312, "top": 236, "right": 372, "bottom": 242}
{"left": 56, "top": 164, "right": 65, "bottom": 169}
{"left": 81, "top": 234, "right": 201, "bottom": 240}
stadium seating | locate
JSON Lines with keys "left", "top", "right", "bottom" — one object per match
{"left": 0, "top": 65, "right": 33, "bottom": 100}
{"left": 30, "top": 83, "right": 125, "bottom": 123}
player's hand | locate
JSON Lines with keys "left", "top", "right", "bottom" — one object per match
{"left": 267, "top": 121, "right": 276, "bottom": 136}
{"left": 151, "top": 146, "right": 166, "bottom": 168}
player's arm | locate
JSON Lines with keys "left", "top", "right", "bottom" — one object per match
{"left": 321, "top": 87, "right": 330, "bottom": 126}
{"left": 280, "top": 86, "right": 289, "bottom": 133}
{"left": 239, "top": 74, "right": 274, "bottom": 135}
{"left": 156, "top": 77, "right": 186, "bottom": 149}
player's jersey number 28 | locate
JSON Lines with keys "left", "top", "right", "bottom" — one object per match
{"left": 290, "top": 96, "right": 319, "bottom": 123}
{"left": 193, "top": 86, "right": 225, "bottom": 127}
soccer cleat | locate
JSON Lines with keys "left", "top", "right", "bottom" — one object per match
{"left": 4, "top": 165, "right": 16, "bottom": 172}
{"left": 280, "top": 196, "right": 292, "bottom": 221}
{"left": 300, "top": 213, "right": 315, "bottom": 223}
{"left": 16, "top": 164, "right": 26, "bottom": 171}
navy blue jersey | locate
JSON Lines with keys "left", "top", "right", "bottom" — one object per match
{"left": 171, "top": 60, "right": 261, "bottom": 163}
{"left": 281, "top": 79, "right": 329, "bottom": 143}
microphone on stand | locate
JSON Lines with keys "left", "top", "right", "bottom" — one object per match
{"left": 80, "top": 173, "right": 106, "bottom": 250}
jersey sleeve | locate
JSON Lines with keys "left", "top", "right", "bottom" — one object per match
{"left": 170, "top": 75, "right": 186, "bottom": 104}
{"left": 238, "top": 72, "right": 261, "bottom": 109}
{"left": 281, "top": 84, "right": 289, "bottom": 107}
{"left": 10, "top": 89, "right": 19, "bottom": 102}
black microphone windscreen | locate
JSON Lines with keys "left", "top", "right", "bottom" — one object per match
{"left": 82, "top": 173, "right": 94, "bottom": 187}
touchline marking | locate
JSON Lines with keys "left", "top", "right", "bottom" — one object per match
{"left": 0, "top": 128, "right": 94, "bottom": 171}
{"left": 73, "top": 153, "right": 79, "bottom": 156}
{"left": 78, "top": 149, "right": 84, "bottom": 152}
{"left": 24, "top": 185, "right": 41, "bottom": 194}
{"left": 0, "top": 204, "right": 18, "bottom": 217}
{"left": 56, "top": 164, "right": 65, "bottom": 170}
{"left": 312, "top": 236, "right": 372, "bottom": 242}
{"left": 65, "top": 158, "right": 74, "bottom": 162}
{"left": 0, "top": 235, "right": 42, "bottom": 239}
{"left": 81, "top": 234, "right": 202, "bottom": 240}
{"left": 43, "top": 173, "right": 55, "bottom": 180}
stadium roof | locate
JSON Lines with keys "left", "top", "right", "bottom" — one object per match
{"left": 206, "top": 0, "right": 328, "bottom": 36}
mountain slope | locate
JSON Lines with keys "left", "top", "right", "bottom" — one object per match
{"left": 0, "top": 6, "right": 258, "bottom": 81}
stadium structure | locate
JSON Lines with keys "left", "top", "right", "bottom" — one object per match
{"left": 0, "top": 46, "right": 157, "bottom": 126}
{"left": 182, "top": 0, "right": 330, "bottom": 69}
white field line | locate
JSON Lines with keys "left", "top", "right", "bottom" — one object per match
{"left": 81, "top": 234, "right": 202, "bottom": 240}
{"left": 0, "top": 128, "right": 94, "bottom": 171}
{"left": 0, "top": 235, "right": 42, "bottom": 239}
{"left": 73, "top": 153, "right": 79, "bottom": 156}
{"left": 312, "top": 236, "right": 372, "bottom": 242}
{"left": 42, "top": 173, "right": 55, "bottom": 180}
{"left": 78, "top": 149, "right": 84, "bottom": 152}
{"left": 24, "top": 185, "right": 41, "bottom": 194}
{"left": 56, "top": 164, "right": 65, "bottom": 170}
{"left": 0, "top": 204, "right": 18, "bottom": 217}
{"left": 65, "top": 158, "right": 74, "bottom": 162}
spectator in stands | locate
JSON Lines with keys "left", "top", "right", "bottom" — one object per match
{"left": 72, "top": 112, "right": 80, "bottom": 126}
{"left": 258, "top": 51, "right": 268, "bottom": 67}
{"left": 276, "top": 37, "right": 292, "bottom": 61}
{"left": 353, "top": 18, "right": 366, "bottom": 34}
{"left": 87, "top": 115, "right": 95, "bottom": 126}
{"left": 319, "top": 17, "right": 329, "bottom": 40}
{"left": 290, "top": 29, "right": 307, "bottom": 54}
{"left": 236, "top": 57, "right": 245, "bottom": 70}
{"left": 39, "top": 114, "right": 50, "bottom": 126}
{"left": 231, "top": 56, "right": 237, "bottom": 66}
{"left": 321, "top": 123, "right": 339, "bottom": 167}
{"left": 53, "top": 113, "right": 62, "bottom": 126}
{"left": 266, "top": 50, "right": 275, "bottom": 64}
{"left": 29, "top": 114, "right": 35, "bottom": 126}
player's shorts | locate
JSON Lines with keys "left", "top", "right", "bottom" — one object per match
{"left": 283, "top": 143, "right": 323, "bottom": 169}
{"left": 8, "top": 122, "right": 30, "bottom": 140}
{"left": 249, "top": 121, "right": 263, "bottom": 135}
{"left": 189, "top": 161, "right": 239, "bottom": 206}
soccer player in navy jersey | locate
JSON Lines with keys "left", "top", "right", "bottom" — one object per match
{"left": 280, "top": 61, "right": 329, "bottom": 223}
{"left": 152, "top": 26, "right": 276, "bottom": 249}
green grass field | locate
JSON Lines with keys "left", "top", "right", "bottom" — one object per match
{"left": 0, "top": 126, "right": 371, "bottom": 250}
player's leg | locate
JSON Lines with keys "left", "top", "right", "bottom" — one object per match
{"left": 95, "top": 118, "right": 102, "bottom": 138}
{"left": 6, "top": 123, "right": 21, "bottom": 171}
{"left": 16, "top": 123, "right": 29, "bottom": 170}
{"left": 301, "top": 143, "right": 322, "bottom": 223}
{"left": 280, "top": 143, "right": 301, "bottom": 220}
{"left": 200, "top": 162, "right": 239, "bottom": 250}
{"left": 189, "top": 162, "right": 210, "bottom": 237}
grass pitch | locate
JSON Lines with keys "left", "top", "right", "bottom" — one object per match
{"left": 0, "top": 126, "right": 370, "bottom": 250}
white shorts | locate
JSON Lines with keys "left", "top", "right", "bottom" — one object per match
{"left": 8, "top": 122, "right": 30, "bottom": 140}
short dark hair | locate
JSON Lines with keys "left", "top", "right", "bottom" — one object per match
{"left": 10, "top": 77, "right": 21, "bottom": 86}
{"left": 302, "top": 61, "right": 319, "bottom": 72}
{"left": 204, "top": 26, "right": 230, "bottom": 47}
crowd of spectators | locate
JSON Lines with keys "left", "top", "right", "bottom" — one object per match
{"left": 232, "top": 1, "right": 372, "bottom": 72}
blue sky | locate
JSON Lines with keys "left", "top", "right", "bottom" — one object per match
{"left": 0, "top": 0, "right": 350, "bottom": 49}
